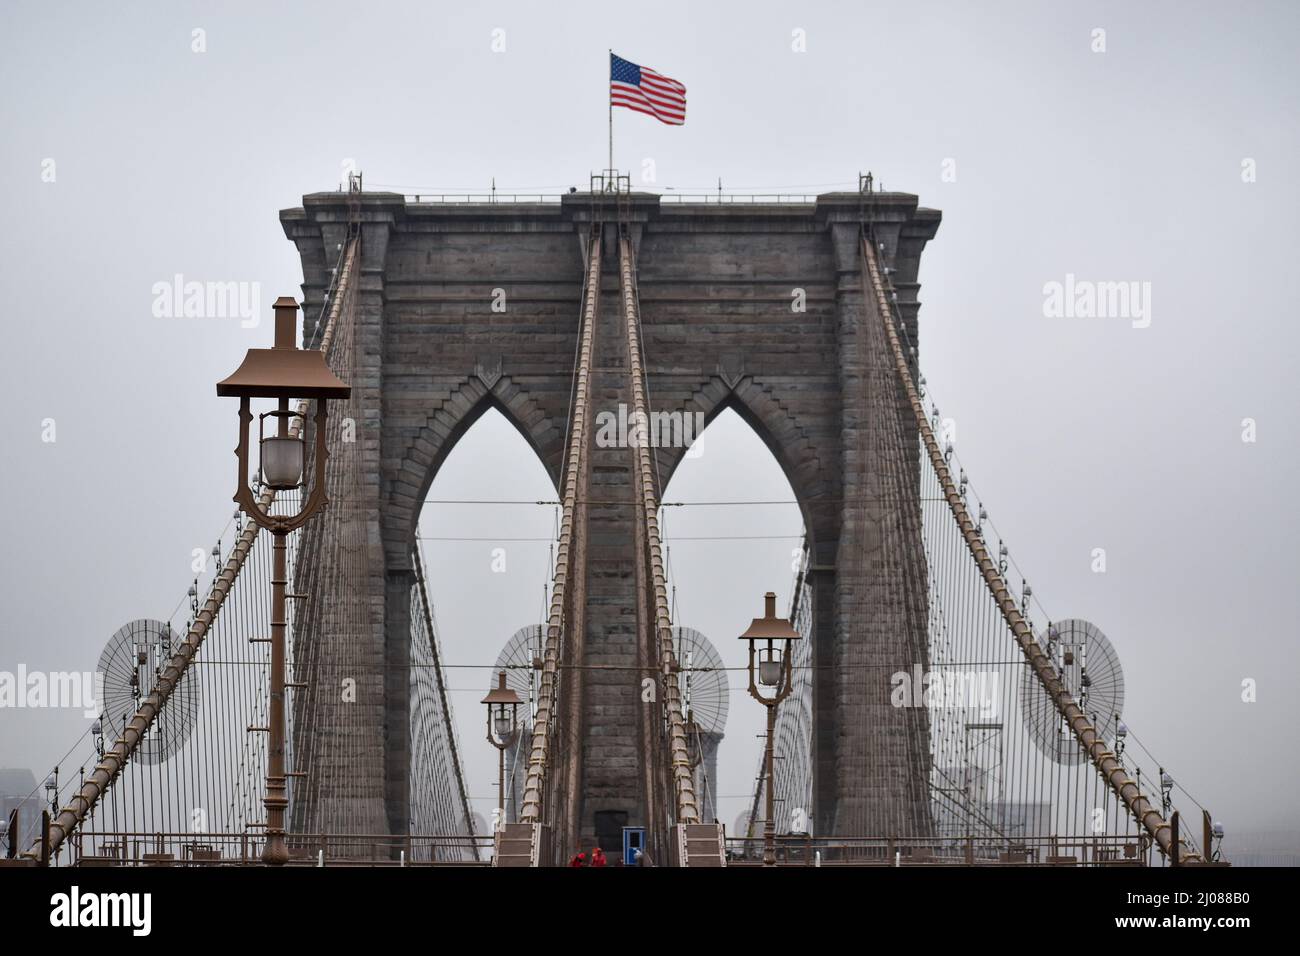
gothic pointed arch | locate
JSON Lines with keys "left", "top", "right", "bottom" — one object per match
{"left": 654, "top": 373, "right": 834, "bottom": 556}
{"left": 382, "top": 367, "right": 564, "bottom": 569}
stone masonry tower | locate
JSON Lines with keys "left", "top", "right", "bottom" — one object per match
{"left": 280, "top": 185, "right": 941, "bottom": 846}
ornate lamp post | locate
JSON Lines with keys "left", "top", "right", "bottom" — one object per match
{"left": 481, "top": 671, "right": 522, "bottom": 828}
{"left": 739, "top": 591, "right": 802, "bottom": 867}
{"left": 216, "top": 296, "right": 350, "bottom": 865}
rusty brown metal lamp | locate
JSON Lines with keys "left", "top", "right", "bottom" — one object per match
{"left": 739, "top": 591, "right": 802, "bottom": 867}
{"left": 481, "top": 671, "right": 523, "bottom": 830}
{"left": 216, "top": 296, "right": 349, "bottom": 865}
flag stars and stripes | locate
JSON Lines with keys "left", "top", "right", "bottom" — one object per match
{"left": 610, "top": 53, "right": 686, "bottom": 126}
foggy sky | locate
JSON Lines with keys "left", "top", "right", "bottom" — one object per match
{"left": 1, "top": 0, "right": 1297, "bottom": 847}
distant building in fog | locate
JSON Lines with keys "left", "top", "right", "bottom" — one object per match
{"left": 1, "top": 768, "right": 41, "bottom": 853}
{"left": 1222, "top": 831, "right": 1300, "bottom": 867}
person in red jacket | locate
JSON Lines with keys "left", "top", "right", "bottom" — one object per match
{"left": 590, "top": 847, "right": 607, "bottom": 867}
{"left": 568, "top": 852, "right": 586, "bottom": 867}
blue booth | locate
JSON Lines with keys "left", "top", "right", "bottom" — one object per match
{"left": 622, "top": 827, "right": 647, "bottom": 866}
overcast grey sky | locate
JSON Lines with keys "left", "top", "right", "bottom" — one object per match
{"left": 1, "top": 1, "right": 1297, "bottom": 846}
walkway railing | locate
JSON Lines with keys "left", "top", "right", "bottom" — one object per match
{"left": 66, "top": 831, "right": 491, "bottom": 867}
{"left": 724, "top": 834, "right": 1154, "bottom": 867}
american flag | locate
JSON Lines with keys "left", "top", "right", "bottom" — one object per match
{"left": 610, "top": 53, "right": 686, "bottom": 126}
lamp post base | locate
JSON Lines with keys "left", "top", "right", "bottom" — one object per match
{"left": 262, "top": 784, "right": 289, "bottom": 865}
{"left": 262, "top": 834, "right": 289, "bottom": 866}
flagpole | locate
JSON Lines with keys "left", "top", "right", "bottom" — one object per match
{"left": 608, "top": 49, "right": 613, "bottom": 176}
